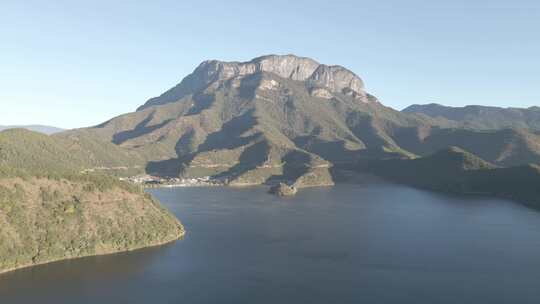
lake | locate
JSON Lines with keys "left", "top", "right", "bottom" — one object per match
{"left": 2, "top": 178, "right": 540, "bottom": 303}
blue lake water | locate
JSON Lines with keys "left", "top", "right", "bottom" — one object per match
{"left": 2, "top": 179, "right": 540, "bottom": 303}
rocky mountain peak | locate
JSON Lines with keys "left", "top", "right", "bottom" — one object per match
{"left": 250, "top": 54, "right": 320, "bottom": 81}
{"left": 309, "top": 64, "right": 365, "bottom": 97}
{"left": 191, "top": 54, "right": 329, "bottom": 86}
{"left": 138, "top": 54, "right": 369, "bottom": 110}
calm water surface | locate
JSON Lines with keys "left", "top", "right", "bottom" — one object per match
{"left": 2, "top": 179, "right": 540, "bottom": 303}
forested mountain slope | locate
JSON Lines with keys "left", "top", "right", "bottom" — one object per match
{"left": 0, "top": 129, "right": 184, "bottom": 274}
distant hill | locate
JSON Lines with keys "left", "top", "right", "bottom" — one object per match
{"left": 0, "top": 128, "right": 144, "bottom": 176}
{"left": 393, "top": 127, "right": 540, "bottom": 167}
{"left": 362, "top": 147, "right": 540, "bottom": 207}
{"left": 403, "top": 103, "right": 540, "bottom": 131}
{"left": 0, "top": 125, "right": 65, "bottom": 135}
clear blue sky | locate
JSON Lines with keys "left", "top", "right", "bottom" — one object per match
{"left": 1, "top": 0, "right": 539, "bottom": 129}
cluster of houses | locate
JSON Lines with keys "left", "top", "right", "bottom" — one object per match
{"left": 120, "top": 175, "right": 224, "bottom": 187}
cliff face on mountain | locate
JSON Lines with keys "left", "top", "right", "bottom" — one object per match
{"left": 138, "top": 55, "right": 369, "bottom": 111}
{"left": 64, "top": 54, "right": 540, "bottom": 188}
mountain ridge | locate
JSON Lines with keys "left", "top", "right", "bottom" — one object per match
{"left": 362, "top": 147, "right": 540, "bottom": 207}
{"left": 403, "top": 103, "right": 540, "bottom": 130}
{"left": 0, "top": 125, "right": 64, "bottom": 135}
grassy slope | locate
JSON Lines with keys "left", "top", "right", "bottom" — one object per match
{"left": 0, "top": 128, "right": 145, "bottom": 177}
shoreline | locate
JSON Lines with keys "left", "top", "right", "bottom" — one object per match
{"left": 139, "top": 171, "right": 375, "bottom": 190}
{"left": 144, "top": 174, "right": 540, "bottom": 209}
{"left": 0, "top": 228, "right": 185, "bottom": 276}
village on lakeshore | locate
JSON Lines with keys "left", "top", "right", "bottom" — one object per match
{"left": 120, "top": 174, "right": 225, "bottom": 187}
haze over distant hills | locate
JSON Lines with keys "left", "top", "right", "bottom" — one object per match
{"left": 403, "top": 103, "right": 540, "bottom": 131}
{"left": 0, "top": 125, "right": 65, "bottom": 135}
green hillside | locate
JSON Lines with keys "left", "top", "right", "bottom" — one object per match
{"left": 393, "top": 127, "right": 540, "bottom": 167}
{"left": 0, "top": 176, "right": 183, "bottom": 274}
{"left": 0, "top": 129, "right": 184, "bottom": 274}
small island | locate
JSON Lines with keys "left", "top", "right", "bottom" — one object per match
{"left": 269, "top": 183, "right": 298, "bottom": 196}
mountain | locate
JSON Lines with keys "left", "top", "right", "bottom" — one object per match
{"left": 0, "top": 129, "right": 184, "bottom": 274}
{"left": 138, "top": 55, "right": 370, "bottom": 110}
{"left": 362, "top": 147, "right": 540, "bottom": 207}
{"left": 64, "top": 55, "right": 441, "bottom": 187}
{"left": 67, "top": 54, "right": 540, "bottom": 189}
{"left": 0, "top": 125, "right": 64, "bottom": 135}
{"left": 403, "top": 103, "right": 540, "bottom": 131}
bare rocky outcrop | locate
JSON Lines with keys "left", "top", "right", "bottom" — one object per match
{"left": 310, "top": 87, "right": 334, "bottom": 99}
{"left": 309, "top": 64, "right": 365, "bottom": 98}
{"left": 138, "top": 54, "right": 370, "bottom": 110}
